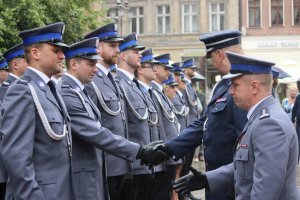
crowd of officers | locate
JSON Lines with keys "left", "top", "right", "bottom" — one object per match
{"left": 0, "top": 21, "right": 299, "bottom": 200}
{"left": 0, "top": 22, "right": 205, "bottom": 200}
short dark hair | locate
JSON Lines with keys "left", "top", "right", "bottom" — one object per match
{"left": 24, "top": 43, "right": 45, "bottom": 63}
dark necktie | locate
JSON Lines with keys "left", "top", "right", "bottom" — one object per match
{"left": 148, "top": 88, "right": 153, "bottom": 98}
{"left": 132, "top": 78, "right": 140, "bottom": 89}
{"left": 48, "top": 80, "right": 62, "bottom": 109}
{"left": 107, "top": 71, "right": 115, "bottom": 83}
{"left": 82, "top": 88, "right": 89, "bottom": 97}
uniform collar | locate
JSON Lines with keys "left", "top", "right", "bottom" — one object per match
{"left": 184, "top": 77, "right": 191, "bottom": 84}
{"left": 151, "top": 81, "right": 163, "bottom": 92}
{"left": 138, "top": 80, "right": 150, "bottom": 91}
{"left": 247, "top": 95, "right": 271, "bottom": 120}
{"left": 9, "top": 73, "right": 19, "bottom": 79}
{"left": 177, "top": 90, "right": 183, "bottom": 97}
{"left": 65, "top": 72, "right": 84, "bottom": 90}
{"left": 51, "top": 76, "right": 59, "bottom": 84}
{"left": 96, "top": 63, "right": 109, "bottom": 76}
{"left": 28, "top": 67, "right": 50, "bottom": 83}
{"left": 118, "top": 68, "right": 135, "bottom": 81}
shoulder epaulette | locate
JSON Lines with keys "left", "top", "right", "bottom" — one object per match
{"left": 97, "top": 71, "right": 103, "bottom": 78}
{"left": 114, "top": 76, "right": 121, "bottom": 83}
{"left": 2, "top": 79, "right": 12, "bottom": 87}
{"left": 259, "top": 108, "right": 270, "bottom": 119}
{"left": 17, "top": 76, "right": 31, "bottom": 85}
{"left": 61, "top": 84, "right": 71, "bottom": 89}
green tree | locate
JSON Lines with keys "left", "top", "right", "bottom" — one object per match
{"left": 0, "top": 0, "right": 111, "bottom": 52}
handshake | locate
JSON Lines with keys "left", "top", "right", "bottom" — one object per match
{"left": 136, "top": 140, "right": 172, "bottom": 167}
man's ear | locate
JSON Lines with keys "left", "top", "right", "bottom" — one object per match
{"left": 119, "top": 52, "right": 126, "bottom": 61}
{"left": 31, "top": 47, "right": 40, "bottom": 61}
{"left": 98, "top": 42, "right": 104, "bottom": 54}
{"left": 11, "top": 60, "right": 18, "bottom": 71}
{"left": 251, "top": 80, "right": 260, "bottom": 95}
{"left": 69, "top": 59, "right": 79, "bottom": 71}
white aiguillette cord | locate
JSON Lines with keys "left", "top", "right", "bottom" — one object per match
{"left": 28, "top": 83, "right": 67, "bottom": 140}
{"left": 91, "top": 81, "right": 121, "bottom": 116}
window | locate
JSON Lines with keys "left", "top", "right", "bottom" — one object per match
{"left": 248, "top": 0, "right": 261, "bottom": 27}
{"left": 209, "top": 3, "right": 225, "bottom": 32}
{"left": 108, "top": 8, "right": 118, "bottom": 22}
{"left": 157, "top": 5, "right": 171, "bottom": 34}
{"left": 182, "top": 4, "right": 198, "bottom": 33}
{"left": 130, "top": 7, "right": 144, "bottom": 34}
{"left": 271, "top": 0, "right": 283, "bottom": 26}
{"left": 294, "top": 0, "right": 300, "bottom": 25}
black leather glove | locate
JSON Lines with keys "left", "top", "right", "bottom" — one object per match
{"left": 173, "top": 167, "right": 209, "bottom": 196}
{"left": 152, "top": 142, "right": 173, "bottom": 157}
{"left": 136, "top": 140, "right": 170, "bottom": 167}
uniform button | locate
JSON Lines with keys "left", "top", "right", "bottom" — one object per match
{"left": 81, "top": 167, "right": 85, "bottom": 170}
{"left": 38, "top": 179, "right": 42, "bottom": 183}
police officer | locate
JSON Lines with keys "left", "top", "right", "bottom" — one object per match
{"left": 0, "top": 43, "right": 28, "bottom": 200}
{"left": 150, "top": 53, "right": 182, "bottom": 200}
{"left": 155, "top": 30, "right": 248, "bottom": 200}
{"left": 0, "top": 57, "right": 8, "bottom": 200}
{"left": 182, "top": 58, "right": 199, "bottom": 124}
{"left": 0, "top": 43, "right": 28, "bottom": 101}
{"left": 292, "top": 78, "right": 300, "bottom": 158}
{"left": 135, "top": 48, "right": 165, "bottom": 200}
{"left": 83, "top": 23, "right": 132, "bottom": 200}
{"left": 0, "top": 22, "right": 74, "bottom": 200}
{"left": 171, "top": 62, "right": 189, "bottom": 132}
{"left": 173, "top": 52, "right": 300, "bottom": 200}
{"left": 0, "top": 58, "right": 9, "bottom": 86}
{"left": 116, "top": 33, "right": 168, "bottom": 200}
{"left": 59, "top": 37, "right": 168, "bottom": 200}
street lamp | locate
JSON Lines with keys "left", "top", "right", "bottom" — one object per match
{"left": 115, "top": 0, "right": 130, "bottom": 35}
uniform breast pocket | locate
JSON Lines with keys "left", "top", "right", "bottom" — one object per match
{"left": 73, "top": 165, "right": 97, "bottom": 198}
{"left": 36, "top": 169, "right": 57, "bottom": 200}
{"left": 132, "top": 102, "right": 147, "bottom": 116}
{"left": 212, "top": 101, "right": 227, "bottom": 114}
{"left": 102, "top": 92, "right": 120, "bottom": 111}
{"left": 47, "top": 112, "right": 64, "bottom": 132}
{"left": 234, "top": 148, "right": 252, "bottom": 179}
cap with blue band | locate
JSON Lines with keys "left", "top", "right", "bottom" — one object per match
{"left": 19, "top": 22, "right": 68, "bottom": 48}
{"left": 0, "top": 58, "right": 8, "bottom": 70}
{"left": 84, "top": 23, "right": 124, "bottom": 43}
{"left": 141, "top": 48, "right": 159, "bottom": 64}
{"left": 64, "top": 37, "right": 101, "bottom": 60}
{"left": 154, "top": 53, "right": 172, "bottom": 68}
{"left": 119, "top": 33, "right": 145, "bottom": 52}
{"left": 3, "top": 43, "right": 25, "bottom": 62}
{"left": 182, "top": 58, "right": 197, "bottom": 69}
{"left": 65, "top": 47, "right": 98, "bottom": 59}
{"left": 23, "top": 33, "right": 62, "bottom": 46}
{"left": 171, "top": 62, "right": 182, "bottom": 73}
{"left": 199, "top": 30, "right": 241, "bottom": 58}
{"left": 163, "top": 74, "right": 178, "bottom": 86}
{"left": 223, "top": 51, "right": 275, "bottom": 79}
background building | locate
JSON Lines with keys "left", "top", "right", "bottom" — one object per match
{"left": 103, "top": 0, "right": 239, "bottom": 92}
{"left": 240, "top": 0, "right": 300, "bottom": 80}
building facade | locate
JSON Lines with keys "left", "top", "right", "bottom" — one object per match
{"left": 240, "top": 0, "right": 300, "bottom": 81}
{"left": 103, "top": 0, "right": 239, "bottom": 90}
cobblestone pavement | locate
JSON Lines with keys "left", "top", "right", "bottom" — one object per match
{"left": 191, "top": 160, "right": 300, "bottom": 199}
